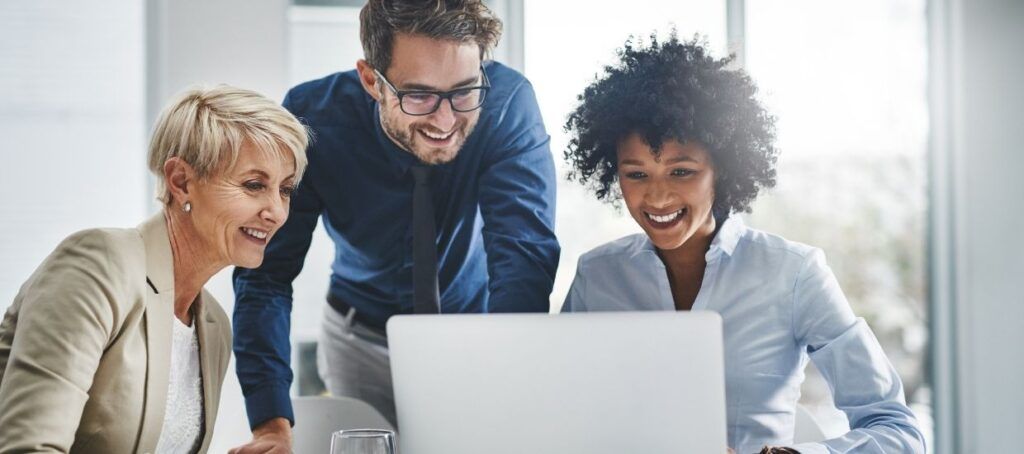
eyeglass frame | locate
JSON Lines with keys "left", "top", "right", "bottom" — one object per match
{"left": 373, "top": 66, "right": 491, "bottom": 116}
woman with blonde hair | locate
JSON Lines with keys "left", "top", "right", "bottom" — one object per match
{"left": 0, "top": 85, "right": 308, "bottom": 453}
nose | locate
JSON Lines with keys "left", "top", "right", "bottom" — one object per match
{"left": 261, "top": 191, "right": 288, "bottom": 227}
{"left": 643, "top": 177, "right": 677, "bottom": 210}
{"left": 428, "top": 98, "right": 458, "bottom": 132}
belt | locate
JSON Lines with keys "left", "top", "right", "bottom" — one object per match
{"left": 326, "top": 294, "right": 388, "bottom": 333}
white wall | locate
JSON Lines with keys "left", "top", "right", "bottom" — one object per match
{"left": 523, "top": 0, "right": 728, "bottom": 310}
{"left": 0, "top": 0, "right": 147, "bottom": 309}
{"left": 485, "top": 0, "right": 524, "bottom": 72}
{"left": 146, "top": 0, "right": 290, "bottom": 119}
{"left": 930, "top": 0, "right": 1024, "bottom": 452}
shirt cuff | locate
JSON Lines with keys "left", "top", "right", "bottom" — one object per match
{"left": 789, "top": 442, "right": 830, "bottom": 454}
{"left": 244, "top": 384, "right": 295, "bottom": 430}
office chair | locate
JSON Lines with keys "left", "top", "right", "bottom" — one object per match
{"left": 292, "top": 396, "right": 395, "bottom": 453}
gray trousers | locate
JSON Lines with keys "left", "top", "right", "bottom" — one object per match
{"left": 316, "top": 305, "right": 397, "bottom": 428}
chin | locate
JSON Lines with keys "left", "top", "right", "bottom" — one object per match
{"left": 234, "top": 256, "right": 265, "bottom": 270}
{"left": 414, "top": 136, "right": 464, "bottom": 163}
{"left": 413, "top": 146, "right": 458, "bottom": 164}
{"left": 651, "top": 238, "right": 686, "bottom": 251}
{"left": 645, "top": 228, "right": 688, "bottom": 251}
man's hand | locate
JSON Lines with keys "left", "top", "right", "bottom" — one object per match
{"left": 228, "top": 417, "right": 293, "bottom": 454}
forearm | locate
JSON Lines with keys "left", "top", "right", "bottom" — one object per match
{"left": 805, "top": 322, "right": 926, "bottom": 454}
{"left": 792, "top": 423, "right": 925, "bottom": 453}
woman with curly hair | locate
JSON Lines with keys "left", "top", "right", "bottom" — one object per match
{"left": 561, "top": 34, "right": 925, "bottom": 454}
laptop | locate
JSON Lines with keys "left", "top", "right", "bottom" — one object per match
{"left": 386, "top": 311, "right": 727, "bottom": 454}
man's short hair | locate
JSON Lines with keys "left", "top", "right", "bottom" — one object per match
{"left": 359, "top": 0, "right": 503, "bottom": 72}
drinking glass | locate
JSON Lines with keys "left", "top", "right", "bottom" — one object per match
{"left": 329, "top": 429, "right": 397, "bottom": 454}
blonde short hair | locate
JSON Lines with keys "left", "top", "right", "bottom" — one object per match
{"left": 148, "top": 85, "right": 309, "bottom": 204}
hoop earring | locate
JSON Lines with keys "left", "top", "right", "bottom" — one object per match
{"left": 183, "top": 201, "right": 192, "bottom": 213}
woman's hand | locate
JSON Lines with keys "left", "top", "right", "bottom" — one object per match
{"left": 759, "top": 447, "right": 801, "bottom": 454}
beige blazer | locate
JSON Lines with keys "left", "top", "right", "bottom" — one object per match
{"left": 0, "top": 213, "right": 232, "bottom": 453}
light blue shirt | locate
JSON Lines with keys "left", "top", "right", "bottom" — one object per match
{"left": 563, "top": 216, "right": 925, "bottom": 454}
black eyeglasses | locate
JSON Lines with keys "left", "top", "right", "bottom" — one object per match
{"left": 374, "top": 67, "right": 490, "bottom": 116}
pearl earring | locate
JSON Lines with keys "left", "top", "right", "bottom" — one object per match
{"left": 183, "top": 201, "right": 192, "bottom": 213}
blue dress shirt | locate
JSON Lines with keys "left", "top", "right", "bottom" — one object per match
{"left": 563, "top": 216, "right": 924, "bottom": 454}
{"left": 232, "top": 61, "right": 560, "bottom": 429}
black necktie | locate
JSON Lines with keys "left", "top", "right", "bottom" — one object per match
{"left": 411, "top": 165, "right": 440, "bottom": 314}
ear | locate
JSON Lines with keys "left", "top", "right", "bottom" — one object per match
{"left": 163, "top": 157, "right": 196, "bottom": 207}
{"left": 356, "top": 59, "right": 382, "bottom": 102}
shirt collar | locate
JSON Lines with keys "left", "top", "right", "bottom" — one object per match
{"left": 139, "top": 210, "right": 220, "bottom": 323}
{"left": 708, "top": 214, "right": 745, "bottom": 258}
{"left": 139, "top": 210, "right": 174, "bottom": 294}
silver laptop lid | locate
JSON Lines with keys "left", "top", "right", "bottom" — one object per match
{"left": 387, "top": 311, "right": 727, "bottom": 454}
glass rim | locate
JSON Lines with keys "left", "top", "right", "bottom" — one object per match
{"left": 333, "top": 428, "right": 395, "bottom": 438}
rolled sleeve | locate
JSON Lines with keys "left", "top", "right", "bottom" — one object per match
{"left": 241, "top": 383, "right": 295, "bottom": 431}
{"left": 478, "top": 80, "right": 560, "bottom": 313}
{"left": 232, "top": 97, "right": 324, "bottom": 428}
{"left": 802, "top": 320, "right": 925, "bottom": 453}
{"left": 792, "top": 251, "right": 925, "bottom": 453}
{"left": 232, "top": 199, "right": 319, "bottom": 428}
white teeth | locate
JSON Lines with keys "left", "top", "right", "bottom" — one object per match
{"left": 646, "top": 209, "right": 684, "bottom": 223}
{"left": 421, "top": 129, "right": 453, "bottom": 140}
{"left": 242, "top": 227, "right": 267, "bottom": 239}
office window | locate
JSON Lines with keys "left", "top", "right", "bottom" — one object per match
{"left": 523, "top": 0, "right": 728, "bottom": 310}
{"left": 744, "top": 0, "right": 932, "bottom": 443}
{"left": 284, "top": 3, "right": 365, "bottom": 345}
{"left": 525, "top": 0, "right": 932, "bottom": 445}
{"left": 0, "top": 1, "right": 146, "bottom": 309}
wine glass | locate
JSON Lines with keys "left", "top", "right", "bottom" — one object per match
{"left": 329, "top": 429, "right": 397, "bottom": 454}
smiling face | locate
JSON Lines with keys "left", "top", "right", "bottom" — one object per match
{"left": 360, "top": 33, "right": 484, "bottom": 164}
{"left": 186, "top": 143, "right": 297, "bottom": 269}
{"left": 617, "top": 133, "right": 717, "bottom": 252}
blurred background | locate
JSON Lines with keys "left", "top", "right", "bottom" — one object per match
{"left": 1, "top": 0, "right": 1021, "bottom": 452}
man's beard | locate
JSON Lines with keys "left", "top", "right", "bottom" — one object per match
{"left": 379, "top": 102, "right": 477, "bottom": 165}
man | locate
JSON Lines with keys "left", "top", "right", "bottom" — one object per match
{"left": 228, "top": 0, "right": 559, "bottom": 452}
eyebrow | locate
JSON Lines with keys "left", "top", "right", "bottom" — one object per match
{"left": 400, "top": 74, "right": 481, "bottom": 91}
{"left": 241, "top": 169, "right": 270, "bottom": 179}
{"left": 619, "top": 155, "right": 700, "bottom": 166}
{"left": 240, "top": 168, "right": 296, "bottom": 181}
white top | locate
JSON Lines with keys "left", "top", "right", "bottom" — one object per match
{"left": 154, "top": 318, "right": 204, "bottom": 454}
{"left": 563, "top": 216, "right": 925, "bottom": 454}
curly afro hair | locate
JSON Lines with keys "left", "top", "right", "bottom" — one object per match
{"left": 564, "top": 33, "right": 778, "bottom": 216}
